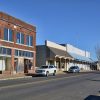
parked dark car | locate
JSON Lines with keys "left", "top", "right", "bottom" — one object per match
{"left": 68, "top": 66, "right": 80, "bottom": 73}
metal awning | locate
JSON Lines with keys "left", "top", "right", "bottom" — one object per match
{"left": 68, "top": 52, "right": 93, "bottom": 63}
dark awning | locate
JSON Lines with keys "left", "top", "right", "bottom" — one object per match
{"left": 46, "top": 46, "right": 72, "bottom": 59}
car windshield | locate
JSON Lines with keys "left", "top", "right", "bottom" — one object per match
{"left": 40, "top": 66, "right": 48, "bottom": 69}
{"left": 70, "top": 66, "right": 78, "bottom": 69}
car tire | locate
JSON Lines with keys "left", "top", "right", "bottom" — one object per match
{"left": 78, "top": 71, "right": 80, "bottom": 73}
{"left": 53, "top": 70, "right": 56, "bottom": 76}
{"left": 46, "top": 71, "right": 49, "bottom": 77}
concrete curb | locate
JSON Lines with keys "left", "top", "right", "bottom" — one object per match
{"left": 0, "top": 76, "right": 32, "bottom": 81}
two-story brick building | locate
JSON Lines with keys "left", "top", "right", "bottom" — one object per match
{"left": 0, "top": 12, "right": 36, "bottom": 74}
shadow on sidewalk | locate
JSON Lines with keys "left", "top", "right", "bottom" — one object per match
{"left": 84, "top": 95, "right": 100, "bottom": 100}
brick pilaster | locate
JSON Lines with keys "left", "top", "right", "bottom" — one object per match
{"left": 11, "top": 49, "right": 15, "bottom": 75}
{"left": 0, "top": 27, "right": 3, "bottom": 47}
{"left": 33, "top": 51, "right": 36, "bottom": 73}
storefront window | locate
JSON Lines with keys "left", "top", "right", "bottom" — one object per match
{"left": 15, "top": 49, "right": 33, "bottom": 58}
{"left": 19, "top": 50, "right": 22, "bottom": 56}
{"left": 0, "top": 47, "right": 11, "bottom": 55}
{"left": 30, "top": 52, "right": 33, "bottom": 57}
{"left": 7, "top": 48, "right": 11, "bottom": 55}
{"left": 15, "top": 50, "right": 19, "bottom": 56}
{"left": 0, "top": 47, "right": 2, "bottom": 54}
{"left": 3, "top": 48, "right": 6, "bottom": 54}
{"left": 27, "top": 52, "right": 30, "bottom": 57}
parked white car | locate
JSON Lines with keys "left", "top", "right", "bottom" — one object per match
{"left": 35, "top": 65, "right": 57, "bottom": 76}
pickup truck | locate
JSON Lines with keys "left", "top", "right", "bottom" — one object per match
{"left": 35, "top": 65, "right": 57, "bottom": 77}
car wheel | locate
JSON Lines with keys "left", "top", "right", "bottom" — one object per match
{"left": 78, "top": 71, "right": 80, "bottom": 73}
{"left": 53, "top": 70, "right": 56, "bottom": 76}
{"left": 46, "top": 71, "right": 49, "bottom": 77}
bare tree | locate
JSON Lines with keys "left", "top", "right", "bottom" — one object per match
{"left": 95, "top": 45, "right": 100, "bottom": 70}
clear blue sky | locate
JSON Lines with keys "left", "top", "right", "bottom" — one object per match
{"left": 0, "top": 0, "right": 100, "bottom": 59}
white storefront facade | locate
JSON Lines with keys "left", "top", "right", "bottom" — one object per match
{"left": 36, "top": 40, "right": 95, "bottom": 72}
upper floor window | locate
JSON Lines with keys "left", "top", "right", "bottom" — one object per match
{"left": 16, "top": 32, "right": 24, "bottom": 44}
{"left": 26, "top": 35, "right": 33, "bottom": 46}
{"left": 4, "top": 28, "right": 13, "bottom": 42}
{"left": 21, "top": 33, "right": 24, "bottom": 44}
{"left": 30, "top": 36, "right": 33, "bottom": 46}
{"left": 16, "top": 32, "right": 20, "bottom": 43}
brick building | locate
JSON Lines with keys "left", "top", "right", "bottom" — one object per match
{"left": 0, "top": 12, "right": 36, "bottom": 74}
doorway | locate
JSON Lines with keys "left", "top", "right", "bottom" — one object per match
{"left": 24, "top": 59, "right": 28, "bottom": 73}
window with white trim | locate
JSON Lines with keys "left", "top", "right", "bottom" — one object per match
{"left": 26, "top": 35, "right": 33, "bottom": 46}
{"left": 4, "top": 28, "right": 13, "bottom": 42}
{"left": 0, "top": 47, "right": 11, "bottom": 55}
{"left": 16, "top": 32, "right": 24, "bottom": 44}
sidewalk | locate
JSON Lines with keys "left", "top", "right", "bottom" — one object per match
{"left": 0, "top": 70, "right": 98, "bottom": 81}
{"left": 0, "top": 71, "right": 65, "bottom": 81}
{"left": 57, "top": 70, "right": 66, "bottom": 74}
{"left": 0, "top": 73, "right": 32, "bottom": 81}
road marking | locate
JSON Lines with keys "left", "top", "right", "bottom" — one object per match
{"left": 0, "top": 73, "right": 90, "bottom": 90}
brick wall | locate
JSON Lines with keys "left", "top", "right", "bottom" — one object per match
{"left": 0, "top": 19, "right": 36, "bottom": 51}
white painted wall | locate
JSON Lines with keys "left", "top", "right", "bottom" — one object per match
{"left": 45, "top": 40, "right": 91, "bottom": 71}
{"left": 45, "top": 40, "right": 66, "bottom": 51}
{"left": 45, "top": 40, "right": 90, "bottom": 58}
{"left": 66, "top": 44, "right": 90, "bottom": 57}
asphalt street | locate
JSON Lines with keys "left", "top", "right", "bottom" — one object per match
{"left": 0, "top": 72, "right": 100, "bottom": 100}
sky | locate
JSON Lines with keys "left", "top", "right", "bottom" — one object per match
{"left": 0, "top": 0, "right": 100, "bottom": 60}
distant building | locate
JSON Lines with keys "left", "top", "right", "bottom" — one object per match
{"left": 62, "top": 44, "right": 94, "bottom": 71}
{"left": 36, "top": 40, "right": 94, "bottom": 71}
{"left": 0, "top": 12, "right": 36, "bottom": 74}
{"left": 97, "top": 61, "right": 100, "bottom": 70}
